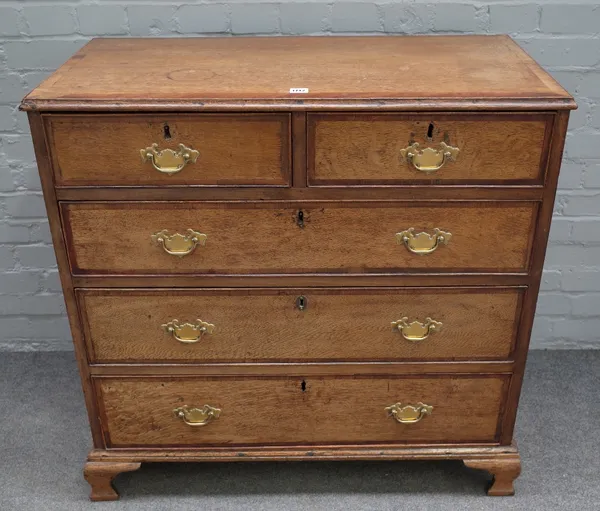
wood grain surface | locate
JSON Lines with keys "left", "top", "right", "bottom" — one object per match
{"left": 46, "top": 114, "right": 290, "bottom": 187}
{"left": 62, "top": 201, "right": 537, "bottom": 274}
{"left": 22, "top": 36, "right": 573, "bottom": 112}
{"left": 80, "top": 287, "right": 523, "bottom": 363}
{"left": 309, "top": 114, "right": 550, "bottom": 185}
{"left": 96, "top": 375, "right": 508, "bottom": 447}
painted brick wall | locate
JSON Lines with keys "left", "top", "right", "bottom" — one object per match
{"left": 0, "top": 0, "right": 599, "bottom": 351}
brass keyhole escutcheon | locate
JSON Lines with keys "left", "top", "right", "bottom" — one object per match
{"left": 296, "top": 210, "right": 305, "bottom": 228}
{"left": 296, "top": 295, "right": 307, "bottom": 311}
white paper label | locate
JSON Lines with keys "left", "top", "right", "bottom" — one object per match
{"left": 289, "top": 88, "right": 309, "bottom": 93}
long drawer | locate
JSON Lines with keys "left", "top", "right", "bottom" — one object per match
{"left": 61, "top": 201, "right": 537, "bottom": 275}
{"left": 45, "top": 114, "right": 291, "bottom": 187}
{"left": 96, "top": 375, "right": 509, "bottom": 447}
{"left": 308, "top": 113, "right": 552, "bottom": 186}
{"left": 79, "top": 287, "right": 523, "bottom": 364}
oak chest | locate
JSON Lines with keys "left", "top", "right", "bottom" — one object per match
{"left": 21, "top": 35, "right": 575, "bottom": 500}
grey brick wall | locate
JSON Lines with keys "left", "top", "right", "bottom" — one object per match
{"left": 0, "top": 0, "right": 599, "bottom": 351}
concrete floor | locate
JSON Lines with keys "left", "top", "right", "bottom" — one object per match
{"left": 0, "top": 350, "right": 598, "bottom": 510}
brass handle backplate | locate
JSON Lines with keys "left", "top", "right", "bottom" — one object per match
{"left": 151, "top": 229, "right": 207, "bottom": 257}
{"left": 140, "top": 143, "right": 199, "bottom": 175}
{"left": 162, "top": 319, "right": 215, "bottom": 344}
{"left": 400, "top": 142, "right": 459, "bottom": 173}
{"left": 173, "top": 405, "right": 221, "bottom": 427}
{"left": 386, "top": 402, "right": 433, "bottom": 424}
{"left": 396, "top": 228, "right": 451, "bottom": 255}
{"left": 392, "top": 317, "right": 442, "bottom": 342}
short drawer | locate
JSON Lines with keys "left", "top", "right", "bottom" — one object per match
{"left": 80, "top": 288, "right": 523, "bottom": 364}
{"left": 62, "top": 201, "right": 536, "bottom": 275}
{"left": 96, "top": 375, "right": 508, "bottom": 447}
{"left": 308, "top": 113, "right": 552, "bottom": 185}
{"left": 45, "top": 114, "right": 290, "bottom": 187}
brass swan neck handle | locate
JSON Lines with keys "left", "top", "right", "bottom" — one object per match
{"left": 400, "top": 141, "right": 459, "bottom": 173}
{"left": 392, "top": 317, "right": 442, "bottom": 342}
{"left": 396, "top": 228, "right": 451, "bottom": 255}
{"left": 140, "top": 143, "right": 199, "bottom": 175}
{"left": 162, "top": 319, "right": 215, "bottom": 344}
{"left": 173, "top": 405, "right": 221, "bottom": 427}
{"left": 151, "top": 229, "right": 207, "bottom": 257}
{"left": 385, "top": 402, "right": 433, "bottom": 424}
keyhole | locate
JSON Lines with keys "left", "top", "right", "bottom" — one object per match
{"left": 296, "top": 295, "right": 307, "bottom": 311}
{"left": 163, "top": 123, "right": 172, "bottom": 140}
{"left": 301, "top": 380, "right": 307, "bottom": 392}
{"left": 296, "top": 210, "right": 304, "bottom": 228}
{"left": 426, "top": 122, "right": 434, "bottom": 140}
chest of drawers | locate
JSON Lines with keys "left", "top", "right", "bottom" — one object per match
{"left": 21, "top": 35, "right": 575, "bottom": 500}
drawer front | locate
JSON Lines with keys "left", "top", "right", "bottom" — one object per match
{"left": 80, "top": 288, "right": 523, "bottom": 363}
{"left": 45, "top": 114, "right": 290, "bottom": 187}
{"left": 62, "top": 202, "right": 536, "bottom": 275}
{"left": 308, "top": 114, "right": 551, "bottom": 185}
{"left": 97, "top": 375, "right": 508, "bottom": 447}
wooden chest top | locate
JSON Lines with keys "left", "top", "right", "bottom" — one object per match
{"left": 21, "top": 35, "right": 574, "bottom": 111}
